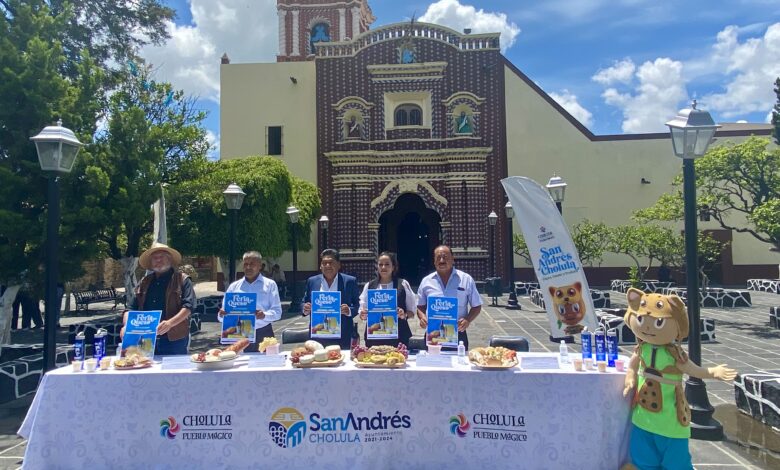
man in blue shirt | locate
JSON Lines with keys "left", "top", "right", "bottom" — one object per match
{"left": 417, "top": 245, "right": 482, "bottom": 350}
{"left": 218, "top": 251, "right": 282, "bottom": 351}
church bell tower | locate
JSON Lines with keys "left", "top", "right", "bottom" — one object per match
{"left": 276, "top": 0, "right": 375, "bottom": 62}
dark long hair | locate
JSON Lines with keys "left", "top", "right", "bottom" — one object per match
{"left": 376, "top": 251, "right": 400, "bottom": 281}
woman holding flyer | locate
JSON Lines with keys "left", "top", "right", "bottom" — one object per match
{"left": 358, "top": 252, "right": 416, "bottom": 347}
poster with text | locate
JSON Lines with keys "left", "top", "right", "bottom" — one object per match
{"left": 123, "top": 310, "right": 162, "bottom": 357}
{"left": 367, "top": 289, "right": 398, "bottom": 340}
{"left": 426, "top": 296, "right": 458, "bottom": 347}
{"left": 224, "top": 292, "right": 257, "bottom": 313}
{"left": 311, "top": 291, "right": 341, "bottom": 339}
{"left": 502, "top": 176, "right": 598, "bottom": 338}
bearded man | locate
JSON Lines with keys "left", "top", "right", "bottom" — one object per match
{"left": 120, "top": 242, "right": 196, "bottom": 355}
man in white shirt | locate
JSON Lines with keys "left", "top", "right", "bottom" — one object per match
{"left": 417, "top": 245, "right": 482, "bottom": 349}
{"left": 218, "top": 251, "right": 282, "bottom": 350}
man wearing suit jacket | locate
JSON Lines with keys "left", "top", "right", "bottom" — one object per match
{"left": 302, "top": 249, "right": 360, "bottom": 349}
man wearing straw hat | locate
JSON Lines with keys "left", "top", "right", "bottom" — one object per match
{"left": 120, "top": 242, "right": 196, "bottom": 355}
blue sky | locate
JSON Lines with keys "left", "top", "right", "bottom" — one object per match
{"left": 143, "top": 0, "right": 780, "bottom": 157}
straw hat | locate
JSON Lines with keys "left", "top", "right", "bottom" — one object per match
{"left": 139, "top": 242, "right": 182, "bottom": 270}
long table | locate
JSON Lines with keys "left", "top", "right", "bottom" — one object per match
{"left": 19, "top": 353, "right": 631, "bottom": 469}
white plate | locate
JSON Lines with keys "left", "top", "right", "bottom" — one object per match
{"left": 191, "top": 357, "right": 237, "bottom": 371}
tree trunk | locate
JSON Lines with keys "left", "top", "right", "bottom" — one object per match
{"left": 120, "top": 257, "right": 140, "bottom": 308}
{"left": 0, "top": 285, "right": 21, "bottom": 351}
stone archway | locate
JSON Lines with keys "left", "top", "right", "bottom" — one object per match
{"left": 378, "top": 193, "right": 441, "bottom": 285}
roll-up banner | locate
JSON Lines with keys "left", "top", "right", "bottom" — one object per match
{"left": 501, "top": 176, "right": 599, "bottom": 338}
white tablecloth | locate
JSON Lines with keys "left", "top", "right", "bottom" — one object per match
{"left": 19, "top": 353, "right": 631, "bottom": 469}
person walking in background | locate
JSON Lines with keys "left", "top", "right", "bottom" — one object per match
{"left": 302, "top": 249, "right": 360, "bottom": 349}
{"left": 358, "top": 252, "right": 416, "bottom": 348}
{"left": 270, "top": 263, "right": 287, "bottom": 299}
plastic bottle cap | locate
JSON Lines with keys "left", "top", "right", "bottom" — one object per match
{"left": 459, "top": 341, "right": 464, "bottom": 346}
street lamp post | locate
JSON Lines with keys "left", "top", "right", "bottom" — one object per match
{"left": 505, "top": 202, "right": 519, "bottom": 309}
{"left": 223, "top": 183, "right": 246, "bottom": 285}
{"left": 546, "top": 174, "right": 572, "bottom": 342}
{"left": 287, "top": 206, "right": 301, "bottom": 313}
{"left": 31, "top": 120, "right": 82, "bottom": 372}
{"left": 546, "top": 174, "right": 567, "bottom": 214}
{"left": 488, "top": 211, "right": 498, "bottom": 277}
{"left": 319, "top": 215, "right": 329, "bottom": 250}
{"left": 666, "top": 100, "right": 721, "bottom": 440}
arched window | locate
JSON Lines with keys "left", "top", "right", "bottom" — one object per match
{"left": 310, "top": 23, "right": 330, "bottom": 54}
{"left": 394, "top": 104, "right": 423, "bottom": 126}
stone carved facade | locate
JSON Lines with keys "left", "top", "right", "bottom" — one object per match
{"left": 313, "top": 21, "right": 506, "bottom": 280}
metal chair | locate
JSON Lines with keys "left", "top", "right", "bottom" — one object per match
{"left": 282, "top": 328, "right": 310, "bottom": 345}
{"left": 489, "top": 335, "right": 530, "bottom": 352}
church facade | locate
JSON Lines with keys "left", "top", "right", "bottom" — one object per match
{"left": 220, "top": 0, "right": 775, "bottom": 285}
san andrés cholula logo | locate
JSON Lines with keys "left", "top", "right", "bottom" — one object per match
{"left": 537, "top": 245, "right": 577, "bottom": 276}
{"left": 269, "top": 407, "right": 412, "bottom": 448}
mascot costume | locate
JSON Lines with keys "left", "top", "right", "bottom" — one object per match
{"left": 622, "top": 288, "right": 736, "bottom": 469}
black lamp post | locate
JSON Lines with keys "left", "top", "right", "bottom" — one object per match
{"left": 319, "top": 215, "right": 329, "bottom": 250}
{"left": 505, "top": 201, "right": 519, "bottom": 309}
{"left": 488, "top": 211, "right": 498, "bottom": 277}
{"left": 287, "top": 205, "right": 301, "bottom": 313}
{"left": 223, "top": 183, "right": 246, "bottom": 285}
{"left": 546, "top": 174, "right": 567, "bottom": 214}
{"left": 666, "top": 100, "right": 721, "bottom": 440}
{"left": 546, "top": 174, "right": 572, "bottom": 342}
{"left": 31, "top": 120, "right": 82, "bottom": 372}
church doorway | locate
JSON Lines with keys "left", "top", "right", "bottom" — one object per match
{"left": 378, "top": 193, "right": 441, "bottom": 285}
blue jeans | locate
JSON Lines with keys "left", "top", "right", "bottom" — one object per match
{"left": 155, "top": 335, "right": 190, "bottom": 356}
{"left": 630, "top": 424, "right": 692, "bottom": 470}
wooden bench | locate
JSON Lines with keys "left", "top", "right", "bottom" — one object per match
{"left": 73, "top": 287, "right": 122, "bottom": 313}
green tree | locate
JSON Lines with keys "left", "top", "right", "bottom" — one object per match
{"left": 634, "top": 137, "right": 780, "bottom": 252}
{"left": 773, "top": 77, "right": 780, "bottom": 145}
{"left": 571, "top": 220, "right": 610, "bottom": 267}
{"left": 0, "top": 1, "right": 103, "bottom": 288}
{"left": 169, "top": 157, "right": 321, "bottom": 266}
{"left": 66, "top": 65, "right": 210, "bottom": 305}
{"left": 0, "top": 0, "right": 174, "bottom": 294}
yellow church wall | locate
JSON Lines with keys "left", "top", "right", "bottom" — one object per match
{"left": 503, "top": 64, "right": 779, "bottom": 270}
{"left": 220, "top": 61, "right": 320, "bottom": 272}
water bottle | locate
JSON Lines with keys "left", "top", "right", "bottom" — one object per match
{"left": 607, "top": 329, "right": 619, "bottom": 367}
{"left": 581, "top": 330, "right": 593, "bottom": 360}
{"left": 559, "top": 340, "right": 570, "bottom": 364}
{"left": 457, "top": 341, "right": 466, "bottom": 364}
{"left": 116, "top": 342, "right": 123, "bottom": 358}
{"left": 74, "top": 331, "right": 85, "bottom": 365}
{"left": 595, "top": 329, "right": 607, "bottom": 362}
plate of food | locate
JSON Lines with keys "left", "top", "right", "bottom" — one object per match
{"left": 291, "top": 341, "right": 344, "bottom": 368}
{"left": 190, "top": 339, "right": 250, "bottom": 371}
{"left": 352, "top": 344, "right": 408, "bottom": 368}
{"left": 113, "top": 350, "right": 153, "bottom": 370}
{"left": 468, "top": 346, "right": 519, "bottom": 369}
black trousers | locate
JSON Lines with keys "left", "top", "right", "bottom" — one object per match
{"left": 12, "top": 290, "right": 43, "bottom": 329}
{"left": 441, "top": 330, "right": 469, "bottom": 351}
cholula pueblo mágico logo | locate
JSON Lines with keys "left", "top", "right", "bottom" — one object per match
{"left": 160, "top": 416, "right": 180, "bottom": 439}
{"left": 450, "top": 412, "right": 527, "bottom": 442}
{"left": 269, "top": 407, "right": 412, "bottom": 448}
{"left": 537, "top": 245, "right": 577, "bottom": 276}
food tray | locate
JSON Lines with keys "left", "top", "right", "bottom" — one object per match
{"left": 113, "top": 361, "right": 153, "bottom": 371}
{"left": 353, "top": 361, "right": 406, "bottom": 369}
{"left": 292, "top": 357, "right": 343, "bottom": 368}
{"left": 191, "top": 357, "right": 237, "bottom": 371}
{"left": 469, "top": 360, "right": 519, "bottom": 370}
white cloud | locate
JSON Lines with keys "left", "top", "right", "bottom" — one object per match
{"left": 599, "top": 58, "right": 687, "bottom": 133}
{"left": 140, "top": 0, "right": 278, "bottom": 103}
{"left": 419, "top": 0, "right": 520, "bottom": 52}
{"left": 703, "top": 22, "right": 780, "bottom": 118}
{"left": 592, "top": 59, "right": 636, "bottom": 85}
{"left": 548, "top": 90, "right": 593, "bottom": 128}
{"left": 206, "top": 130, "right": 221, "bottom": 161}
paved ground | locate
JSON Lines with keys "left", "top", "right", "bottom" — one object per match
{"left": 1, "top": 284, "right": 779, "bottom": 469}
